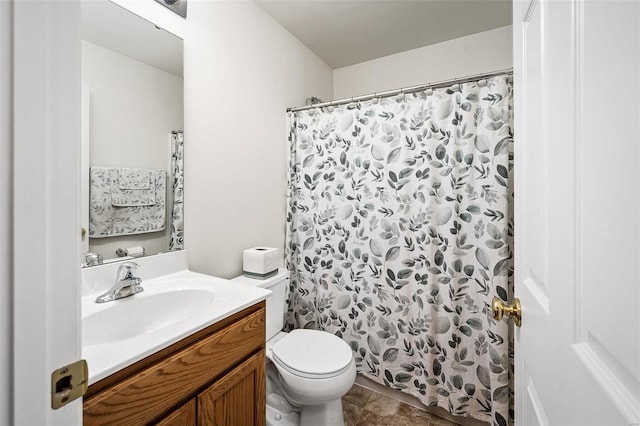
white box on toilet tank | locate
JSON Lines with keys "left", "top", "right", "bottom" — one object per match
{"left": 243, "top": 247, "right": 279, "bottom": 279}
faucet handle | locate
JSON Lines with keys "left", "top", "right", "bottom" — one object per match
{"left": 117, "top": 261, "right": 140, "bottom": 280}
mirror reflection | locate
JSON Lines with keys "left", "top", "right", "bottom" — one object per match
{"left": 81, "top": 0, "right": 184, "bottom": 266}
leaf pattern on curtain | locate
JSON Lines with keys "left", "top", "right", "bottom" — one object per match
{"left": 169, "top": 131, "right": 184, "bottom": 251}
{"left": 285, "top": 76, "right": 514, "bottom": 425}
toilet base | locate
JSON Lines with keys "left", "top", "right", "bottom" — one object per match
{"left": 266, "top": 365, "right": 301, "bottom": 426}
{"left": 266, "top": 364, "right": 346, "bottom": 426}
{"left": 299, "top": 399, "right": 345, "bottom": 426}
{"left": 266, "top": 398, "right": 300, "bottom": 426}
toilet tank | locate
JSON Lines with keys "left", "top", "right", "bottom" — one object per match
{"left": 231, "top": 270, "right": 289, "bottom": 340}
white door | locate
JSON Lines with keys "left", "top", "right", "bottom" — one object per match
{"left": 513, "top": 0, "right": 640, "bottom": 424}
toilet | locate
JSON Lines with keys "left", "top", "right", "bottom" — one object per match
{"left": 232, "top": 270, "right": 356, "bottom": 426}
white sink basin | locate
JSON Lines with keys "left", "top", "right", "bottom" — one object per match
{"left": 82, "top": 269, "right": 270, "bottom": 384}
{"left": 83, "top": 288, "right": 216, "bottom": 346}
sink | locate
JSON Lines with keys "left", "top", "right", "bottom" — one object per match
{"left": 83, "top": 288, "right": 216, "bottom": 346}
{"left": 81, "top": 266, "right": 270, "bottom": 384}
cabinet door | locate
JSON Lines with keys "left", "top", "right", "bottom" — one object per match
{"left": 155, "top": 399, "right": 196, "bottom": 426}
{"left": 198, "top": 350, "right": 266, "bottom": 426}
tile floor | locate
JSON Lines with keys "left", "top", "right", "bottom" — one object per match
{"left": 342, "top": 384, "right": 460, "bottom": 426}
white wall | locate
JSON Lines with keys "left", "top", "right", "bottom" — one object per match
{"left": 333, "top": 26, "right": 513, "bottom": 99}
{"left": 183, "top": 1, "right": 333, "bottom": 278}
{"left": 0, "top": 1, "right": 12, "bottom": 424}
{"left": 82, "top": 40, "right": 183, "bottom": 259}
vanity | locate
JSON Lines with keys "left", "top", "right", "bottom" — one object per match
{"left": 81, "top": 252, "right": 270, "bottom": 425}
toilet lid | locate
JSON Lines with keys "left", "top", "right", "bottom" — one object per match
{"left": 271, "top": 329, "right": 353, "bottom": 378}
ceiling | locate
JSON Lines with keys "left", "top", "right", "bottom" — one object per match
{"left": 256, "top": 0, "right": 512, "bottom": 69}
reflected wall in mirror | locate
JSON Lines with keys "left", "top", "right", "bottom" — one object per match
{"left": 81, "top": 0, "right": 184, "bottom": 266}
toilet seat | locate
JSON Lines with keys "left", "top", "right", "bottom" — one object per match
{"left": 271, "top": 329, "right": 353, "bottom": 379}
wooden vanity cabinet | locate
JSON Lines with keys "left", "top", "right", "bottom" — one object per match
{"left": 83, "top": 302, "right": 266, "bottom": 426}
{"left": 197, "top": 350, "right": 266, "bottom": 425}
{"left": 156, "top": 400, "right": 196, "bottom": 426}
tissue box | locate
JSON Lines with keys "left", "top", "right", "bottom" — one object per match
{"left": 243, "top": 247, "right": 279, "bottom": 279}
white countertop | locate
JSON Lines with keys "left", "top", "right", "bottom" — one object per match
{"left": 82, "top": 267, "right": 270, "bottom": 384}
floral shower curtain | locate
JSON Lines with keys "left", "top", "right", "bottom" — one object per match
{"left": 169, "top": 131, "right": 184, "bottom": 250}
{"left": 285, "top": 75, "right": 514, "bottom": 425}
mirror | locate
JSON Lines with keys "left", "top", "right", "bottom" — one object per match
{"left": 81, "top": 0, "right": 184, "bottom": 266}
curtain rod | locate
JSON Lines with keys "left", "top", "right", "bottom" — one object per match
{"left": 287, "top": 68, "right": 513, "bottom": 113}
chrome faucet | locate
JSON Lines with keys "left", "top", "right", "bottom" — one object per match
{"left": 95, "top": 262, "right": 144, "bottom": 303}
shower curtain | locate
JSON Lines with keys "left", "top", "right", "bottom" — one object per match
{"left": 169, "top": 131, "right": 184, "bottom": 251}
{"left": 285, "top": 76, "right": 513, "bottom": 425}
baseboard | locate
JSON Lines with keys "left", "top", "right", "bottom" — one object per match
{"left": 355, "top": 374, "right": 489, "bottom": 426}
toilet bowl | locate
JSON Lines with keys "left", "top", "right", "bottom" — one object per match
{"left": 232, "top": 271, "right": 356, "bottom": 426}
{"left": 269, "top": 329, "right": 357, "bottom": 405}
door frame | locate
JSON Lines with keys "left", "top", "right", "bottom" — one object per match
{"left": 0, "top": 0, "right": 13, "bottom": 424}
{"left": 12, "top": 0, "right": 82, "bottom": 424}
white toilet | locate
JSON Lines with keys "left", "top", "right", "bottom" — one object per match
{"left": 232, "top": 270, "right": 356, "bottom": 426}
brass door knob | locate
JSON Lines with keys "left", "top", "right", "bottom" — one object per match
{"left": 492, "top": 297, "right": 522, "bottom": 327}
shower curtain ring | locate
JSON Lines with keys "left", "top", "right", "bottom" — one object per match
{"left": 425, "top": 84, "right": 433, "bottom": 96}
